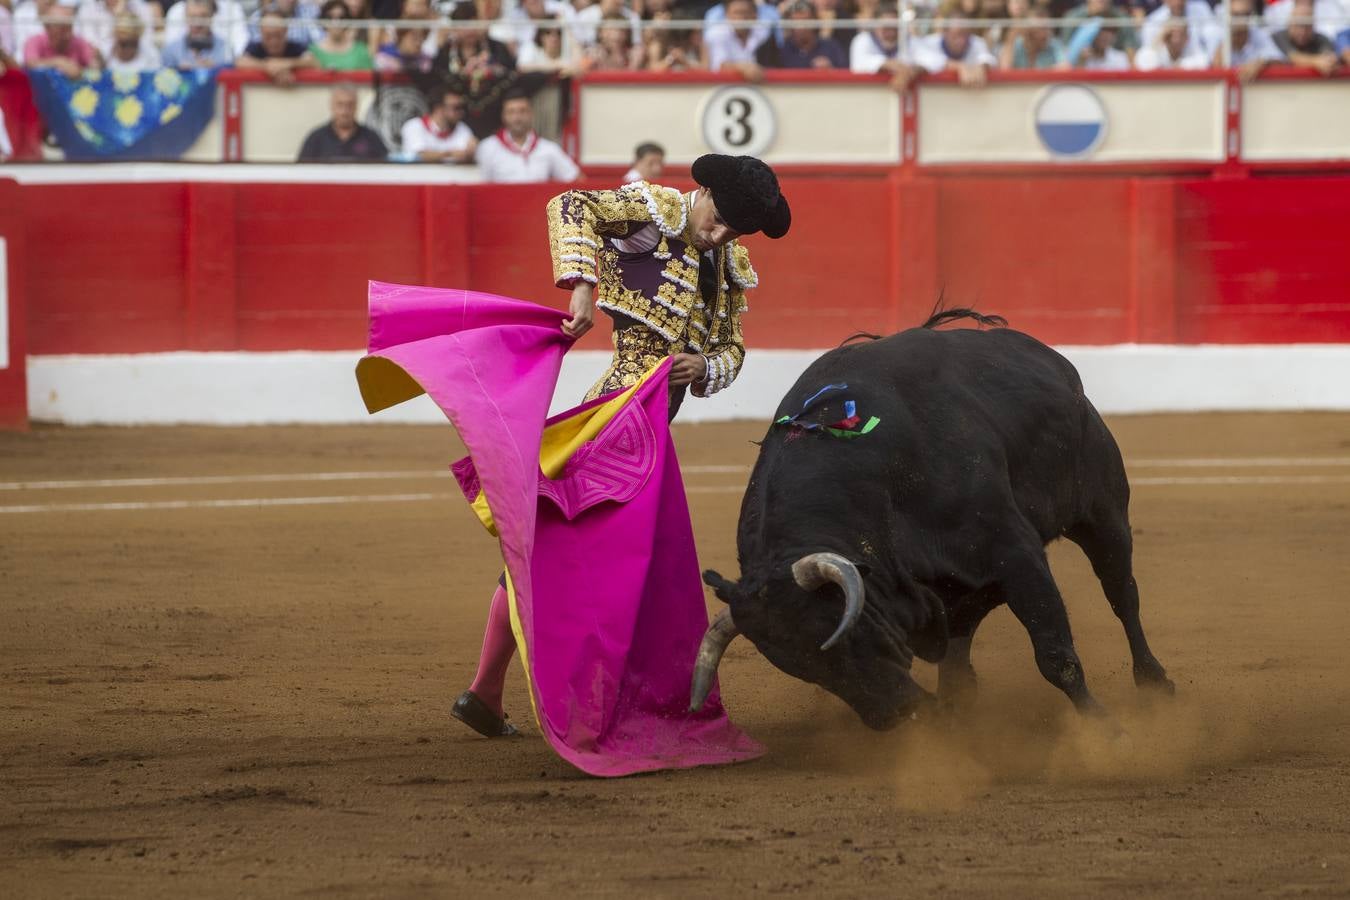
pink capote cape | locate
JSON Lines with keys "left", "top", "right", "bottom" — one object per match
{"left": 355, "top": 281, "right": 763, "bottom": 776}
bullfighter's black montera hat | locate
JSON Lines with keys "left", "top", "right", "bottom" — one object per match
{"left": 690, "top": 154, "right": 792, "bottom": 240}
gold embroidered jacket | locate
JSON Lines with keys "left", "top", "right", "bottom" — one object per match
{"left": 545, "top": 181, "right": 758, "bottom": 397}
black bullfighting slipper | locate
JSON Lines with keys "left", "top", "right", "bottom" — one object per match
{"left": 451, "top": 690, "right": 519, "bottom": 738}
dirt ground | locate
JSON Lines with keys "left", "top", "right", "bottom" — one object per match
{"left": 1, "top": 414, "right": 1349, "bottom": 898}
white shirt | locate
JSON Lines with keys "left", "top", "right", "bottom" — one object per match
{"left": 500, "top": 0, "right": 576, "bottom": 48}
{"left": 911, "top": 31, "right": 997, "bottom": 73}
{"left": 1228, "top": 26, "right": 1286, "bottom": 64}
{"left": 1080, "top": 46, "right": 1131, "bottom": 70}
{"left": 476, "top": 131, "right": 580, "bottom": 183}
{"left": 164, "top": 0, "right": 251, "bottom": 57}
{"left": 703, "top": 21, "right": 771, "bottom": 70}
{"left": 106, "top": 42, "right": 161, "bottom": 73}
{"left": 1262, "top": 0, "right": 1346, "bottom": 40}
{"left": 400, "top": 116, "right": 476, "bottom": 159}
{"left": 1140, "top": 2, "right": 1224, "bottom": 57}
{"left": 1135, "top": 42, "right": 1210, "bottom": 69}
{"left": 516, "top": 39, "right": 579, "bottom": 70}
{"left": 571, "top": 4, "right": 641, "bottom": 48}
{"left": 849, "top": 30, "right": 907, "bottom": 73}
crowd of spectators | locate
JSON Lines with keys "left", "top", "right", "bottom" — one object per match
{"left": 2, "top": 0, "right": 1350, "bottom": 163}
{"left": 5, "top": 0, "right": 1350, "bottom": 83}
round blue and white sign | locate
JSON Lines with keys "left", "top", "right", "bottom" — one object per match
{"left": 1033, "top": 84, "right": 1107, "bottom": 159}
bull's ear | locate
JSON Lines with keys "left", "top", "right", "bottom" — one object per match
{"left": 702, "top": 569, "right": 740, "bottom": 604}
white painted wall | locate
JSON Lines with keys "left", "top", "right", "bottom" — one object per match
{"left": 25, "top": 346, "right": 1350, "bottom": 426}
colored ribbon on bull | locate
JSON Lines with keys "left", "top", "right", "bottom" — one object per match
{"left": 775, "top": 383, "right": 880, "bottom": 439}
{"left": 28, "top": 67, "right": 218, "bottom": 161}
{"left": 354, "top": 282, "right": 762, "bottom": 777}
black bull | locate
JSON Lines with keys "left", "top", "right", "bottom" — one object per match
{"left": 691, "top": 311, "right": 1175, "bottom": 730}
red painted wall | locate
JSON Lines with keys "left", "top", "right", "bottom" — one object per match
{"left": 20, "top": 173, "right": 1350, "bottom": 356}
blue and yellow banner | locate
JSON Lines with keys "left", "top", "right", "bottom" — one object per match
{"left": 29, "top": 68, "right": 218, "bottom": 161}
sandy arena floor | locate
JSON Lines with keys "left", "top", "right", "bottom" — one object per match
{"left": 1, "top": 414, "right": 1348, "bottom": 898}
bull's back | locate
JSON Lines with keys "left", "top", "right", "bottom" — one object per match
{"left": 779, "top": 326, "right": 1120, "bottom": 538}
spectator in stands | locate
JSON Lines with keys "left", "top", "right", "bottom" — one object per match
{"left": 1220, "top": 0, "right": 1285, "bottom": 79}
{"left": 999, "top": 12, "right": 1069, "bottom": 68}
{"left": 164, "top": 0, "right": 249, "bottom": 60}
{"left": 12, "top": 0, "right": 55, "bottom": 66}
{"left": 911, "top": 15, "right": 997, "bottom": 84}
{"left": 813, "top": 0, "right": 863, "bottom": 53}
{"left": 645, "top": 23, "right": 702, "bottom": 69}
{"left": 758, "top": 0, "right": 847, "bottom": 68}
{"left": 500, "top": 0, "right": 576, "bottom": 54}
{"left": 298, "top": 83, "right": 388, "bottom": 160}
{"left": 238, "top": 6, "right": 316, "bottom": 83}
{"left": 1139, "top": 0, "right": 1221, "bottom": 60}
{"left": 1263, "top": 0, "right": 1346, "bottom": 42}
{"left": 249, "top": 0, "right": 323, "bottom": 46}
{"left": 1060, "top": 0, "right": 1139, "bottom": 59}
{"left": 586, "top": 17, "right": 644, "bottom": 67}
{"left": 1274, "top": 0, "right": 1338, "bottom": 73}
{"left": 623, "top": 140, "right": 663, "bottom": 181}
{"left": 434, "top": 1, "right": 515, "bottom": 76}
{"left": 1072, "top": 20, "right": 1130, "bottom": 68}
{"left": 341, "top": 0, "right": 378, "bottom": 47}
{"left": 104, "top": 12, "right": 159, "bottom": 71}
{"left": 573, "top": 0, "right": 641, "bottom": 48}
{"left": 704, "top": 0, "right": 770, "bottom": 76}
{"left": 161, "top": 0, "right": 235, "bottom": 68}
{"left": 375, "top": 22, "right": 433, "bottom": 70}
{"left": 310, "top": 0, "right": 373, "bottom": 68}
{"left": 1135, "top": 18, "right": 1208, "bottom": 68}
{"left": 381, "top": 0, "right": 440, "bottom": 57}
{"left": 23, "top": 1, "right": 102, "bottom": 75}
{"left": 476, "top": 89, "right": 580, "bottom": 182}
{"left": 849, "top": 2, "right": 908, "bottom": 77}
{"left": 0, "top": 7, "right": 14, "bottom": 62}
{"left": 703, "top": 0, "right": 779, "bottom": 43}
{"left": 74, "top": 0, "right": 154, "bottom": 60}
{"left": 400, "top": 84, "right": 477, "bottom": 161}
{"left": 517, "top": 18, "right": 582, "bottom": 71}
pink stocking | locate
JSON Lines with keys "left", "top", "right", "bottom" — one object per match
{"left": 468, "top": 584, "right": 516, "bottom": 716}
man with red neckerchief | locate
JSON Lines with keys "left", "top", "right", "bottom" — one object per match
{"left": 476, "top": 88, "right": 580, "bottom": 183}
{"left": 400, "top": 85, "right": 477, "bottom": 164}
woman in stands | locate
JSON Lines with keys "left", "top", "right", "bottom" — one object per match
{"left": 311, "top": 0, "right": 374, "bottom": 70}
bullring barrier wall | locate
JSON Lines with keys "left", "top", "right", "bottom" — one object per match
{"left": 7, "top": 167, "right": 1350, "bottom": 425}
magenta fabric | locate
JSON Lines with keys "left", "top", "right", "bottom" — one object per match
{"left": 356, "top": 281, "right": 763, "bottom": 776}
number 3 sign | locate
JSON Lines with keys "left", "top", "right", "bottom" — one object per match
{"left": 699, "top": 85, "right": 777, "bottom": 157}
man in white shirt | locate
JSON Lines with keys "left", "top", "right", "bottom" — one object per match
{"left": 1140, "top": 0, "right": 1224, "bottom": 59}
{"left": 1219, "top": 0, "right": 1286, "bottom": 78}
{"left": 849, "top": 3, "right": 909, "bottom": 75}
{"left": 911, "top": 20, "right": 997, "bottom": 84}
{"left": 74, "top": 0, "right": 155, "bottom": 58}
{"left": 1076, "top": 23, "right": 1130, "bottom": 70}
{"left": 704, "top": 0, "right": 771, "bottom": 74}
{"left": 476, "top": 90, "right": 581, "bottom": 183}
{"left": 400, "top": 86, "right": 478, "bottom": 163}
{"left": 1135, "top": 19, "right": 1210, "bottom": 69}
{"left": 164, "top": 0, "right": 251, "bottom": 58}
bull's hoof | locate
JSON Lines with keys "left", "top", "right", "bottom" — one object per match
{"left": 1133, "top": 663, "right": 1176, "bottom": 696}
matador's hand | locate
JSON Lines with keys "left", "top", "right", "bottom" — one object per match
{"left": 669, "top": 353, "right": 707, "bottom": 387}
{"left": 562, "top": 282, "right": 594, "bottom": 339}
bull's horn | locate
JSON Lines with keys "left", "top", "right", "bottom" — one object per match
{"left": 792, "top": 552, "right": 865, "bottom": 651}
{"left": 689, "top": 609, "right": 739, "bottom": 712}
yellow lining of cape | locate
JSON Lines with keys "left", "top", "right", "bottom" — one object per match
{"left": 467, "top": 363, "right": 665, "bottom": 534}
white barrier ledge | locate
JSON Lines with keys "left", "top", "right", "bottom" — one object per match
{"left": 0, "top": 163, "right": 485, "bottom": 185}
{"left": 26, "top": 345, "right": 1350, "bottom": 426}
